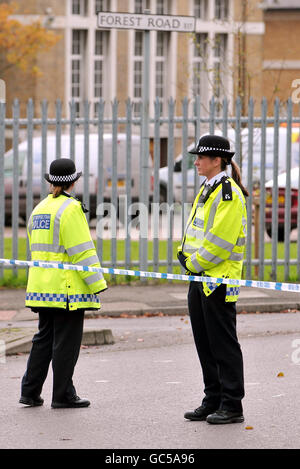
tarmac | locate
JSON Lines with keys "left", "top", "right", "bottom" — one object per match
{"left": 1, "top": 281, "right": 300, "bottom": 356}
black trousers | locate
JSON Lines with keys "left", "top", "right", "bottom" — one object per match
{"left": 21, "top": 308, "right": 84, "bottom": 403}
{"left": 188, "top": 281, "right": 244, "bottom": 412}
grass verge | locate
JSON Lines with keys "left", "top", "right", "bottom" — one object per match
{"left": 0, "top": 238, "right": 299, "bottom": 288}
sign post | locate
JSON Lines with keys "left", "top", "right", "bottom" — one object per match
{"left": 97, "top": 10, "right": 195, "bottom": 274}
{"left": 140, "top": 11, "right": 151, "bottom": 272}
{"left": 0, "top": 79, "right": 5, "bottom": 104}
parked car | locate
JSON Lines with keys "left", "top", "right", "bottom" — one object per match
{"left": 265, "top": 167, "right": 299, "bottom": 241}
{"left": 4, "top": 133, "right": 153, "bottom": 222}
{"left": 159, "top": 127, "right": 300, "bottom": 203}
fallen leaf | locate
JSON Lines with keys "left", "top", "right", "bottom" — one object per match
{"left": 245, "top": 426, "right": 253, "bottom": 430}
{"left": 277, "top": 372, "right": 284, "bottom": 377}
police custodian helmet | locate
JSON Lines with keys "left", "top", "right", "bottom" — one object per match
{"left": 189, "top": 135, "right": 235, "bottom": 164}
{"left": 44, "top": 158, "right": 82, "bottom": 186}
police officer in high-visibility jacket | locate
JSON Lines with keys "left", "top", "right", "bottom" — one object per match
{"left": 178, "top": 135, "right": 249, "bottom": 424}
{"left": 19, "top": 158, "right": 107, "bottom": 409}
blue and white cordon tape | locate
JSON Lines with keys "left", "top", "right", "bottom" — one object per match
{"left": 0, "top": 258, "right": 300, "bottom": 293}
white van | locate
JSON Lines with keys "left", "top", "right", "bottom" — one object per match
{"left": 158, "top": 143, "right": 205, "bottom": 203}
{"left": 158, "top": 127, "right": 300, "bottom": 203}
{"left": 4, "top": 133, "right": 153, "bottom": 221}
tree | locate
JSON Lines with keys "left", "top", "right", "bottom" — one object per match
{"left": 0, "top": 2, "right": 60, "bottom": 76}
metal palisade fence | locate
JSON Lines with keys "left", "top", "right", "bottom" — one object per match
{"left": 0, "top": 96, "right": 300, "bottom": 284}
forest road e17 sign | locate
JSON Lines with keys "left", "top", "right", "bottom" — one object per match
{"left": 97, "top": 12, "right": 196, "bottom": 32}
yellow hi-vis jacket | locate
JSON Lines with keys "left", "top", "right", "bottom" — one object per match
{"left": 178, "top": 177, "right": 247, "bottom": 302}
{"left": 26, "top": 193, "right": 107, "bottom": 311}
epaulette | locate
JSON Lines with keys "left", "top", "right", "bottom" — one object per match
{"left": 221, "top": 176, "right": 233, "bottom": 201}
{"left": 61, "top": 191, "right": 89, "bottom": 213}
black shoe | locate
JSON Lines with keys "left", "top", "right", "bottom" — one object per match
{"left": 184, "top": 405, "right": 217, "bottom": 421}
{"left": 206, "top": 410, "right": 244, "bottom": 424}
{"left": 19, "top": 396, "right": 44, "bottom": 407}
{"left": 51, "top": 395, "right": 90, "bottom": 409}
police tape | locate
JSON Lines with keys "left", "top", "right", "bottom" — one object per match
{"left": 0, "top": 257, "right": 300, "bottom": 293}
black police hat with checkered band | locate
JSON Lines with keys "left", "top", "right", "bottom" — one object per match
{"left": 45, "top": 158, "right": 82, "bottom": 186}
{"left": 189, "top": 134, "right": 235, "bottom": 163}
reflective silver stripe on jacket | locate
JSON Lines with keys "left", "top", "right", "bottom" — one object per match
{"left": 205, "top": 191, "right": 223, "bottom": 234}
{"left": 186, "top": 226, "right": 204, "bottom": 239}
{"left": 27, "top": 214, "right": 33, "bottom": 238}
{"left": 206, "top": 232, "right": 245, "bottom": 260}
{"left": 84, "top": 273, "right": 104, "bottom": 285}
{"left": 74, "top": 255, "right": 105, "bottom": 283}
{"left": 190, "top": 248, "right": 244, "bottom": 268}
{"left": 67, "top": 241, "right": 95, "bottom": 257}
{"left": 206, "top": 231, "right": 235, "bottom": 253}
{"left": 182, "top": 244, "right": 198, "bottom": 254}
{"left": 53, "top": 198, "right": 74, "bottom": 245}
{"left": 75, "top": 255, "right": 100, "bottom": 267}
{"left": 229, "top": 252, "right": 244, "bottom": 261}
{"left": 197, "top": 247, "right": 224, "bottom": 265}
{"left": 189, "top": 252, "right": 205, "bottom": 272}
{"left": 30, "top": 243, "right": 66, "bottom": 253}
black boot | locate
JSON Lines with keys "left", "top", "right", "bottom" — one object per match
{"left": 206, "top": 410, "right": 244, "bottom": 424}
{"left": 184, "top": 405, "right": 218, "bottom": 421}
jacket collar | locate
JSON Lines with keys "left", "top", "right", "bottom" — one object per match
{"left": 205, "top": 171, "right": 227, "bottom": 187}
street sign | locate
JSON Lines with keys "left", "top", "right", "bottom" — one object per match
{"left": 97, "top": 12, "right": 195, "bottom": 32}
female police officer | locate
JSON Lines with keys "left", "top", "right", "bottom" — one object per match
{"left": 19, "top": 158, "right": 107, "bottom": 408}
{"left": 178, "top": 135, "right": 248, "bottom": 424}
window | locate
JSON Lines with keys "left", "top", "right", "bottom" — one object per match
{"left": 156, "top": 0, "right": 168, "bottom": 15}
{"left": 95, "top": 0, "right": 110, "bottom": 14}
{"left": 93, "top": 30, "right": 108, "bottom": 116}
{"left": 155, "top": 32, "right": 168, "bottom": 115}
{"left": 215, "top": 0, "right": 229, "bottom": 20}
{"left": 133, "top": 31, "right": 143, "bottom": 116}
{"left": 72, "top": 0, "right": 87, "bottom": 15}
{"left": 194, "top": 0, "right": 207, "bottom": 19}
{"left": 213, "top": 34, "right": 227, "bottom": 113}
{"left": 192, "top": 33, "right": 207, "bottom": 98}
{"left": 134, "top": 0, "right": 150, "bottom": 13}
{"left": 71, "top": 30, "right": 86, "bottom": 116}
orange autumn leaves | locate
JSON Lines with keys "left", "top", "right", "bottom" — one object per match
{"left": 0, "top": 2, "right": 60, "bottom": 76}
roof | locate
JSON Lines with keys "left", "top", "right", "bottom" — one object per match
{"left": 260, "top": 0, "right": 300, "bottom": 9}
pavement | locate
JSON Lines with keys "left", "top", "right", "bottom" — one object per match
{"left": 1, "top": 281, "right": 300, "bottom": 356}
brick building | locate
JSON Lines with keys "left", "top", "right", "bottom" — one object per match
{"left": 1, "top": 0, "right": 300, "bottom": 125}
{"left": 261, "top": 0, "right": 300, "bottom": 109}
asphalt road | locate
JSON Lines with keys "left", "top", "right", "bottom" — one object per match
{"left": 1, "top": 313, "right": 300, "bottom": 450}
